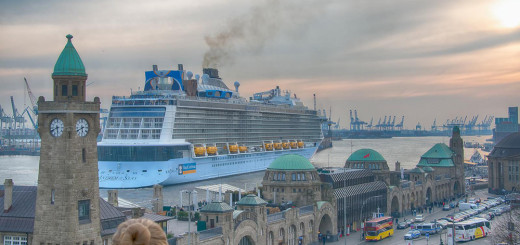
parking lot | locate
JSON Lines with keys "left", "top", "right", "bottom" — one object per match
{"left": 326, "top": 189, "right": 508, "bottom": 245}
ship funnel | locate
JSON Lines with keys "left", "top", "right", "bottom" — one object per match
{"left": 187, "top": 71, "right": 193, "bottom": 80}
{"left": 234, "top": 81, "right": 240, "bottom": 92}
{"left": 195, "top": 74, "right": 200, "bottom": 83}
{"left": 201, "top": 74, "right": 209, "bottom": 84}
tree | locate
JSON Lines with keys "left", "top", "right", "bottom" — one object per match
{"left": 491, "top": 208, "right": 519, "bottom": 245}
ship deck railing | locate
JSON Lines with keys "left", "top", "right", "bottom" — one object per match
{"left": 111, "top": 94, "right": 318, "bottom": 115}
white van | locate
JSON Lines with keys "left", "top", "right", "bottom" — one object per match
{"left": 459, "top": 203, "right": 477, "bottom": 211}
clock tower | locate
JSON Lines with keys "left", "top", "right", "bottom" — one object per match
{"left": 32, "top": 35, "right": 102, "bottom": 244}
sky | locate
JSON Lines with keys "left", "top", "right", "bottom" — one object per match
{"left": 0, "top": 0, "right": 519, "bottom": 130}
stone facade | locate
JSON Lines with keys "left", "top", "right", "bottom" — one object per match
{"left": 488, "top": 132, "right": 520, "bottom": 193}
{"left": 32, "top": 35, "right": 102, "bottom": 245}
{"left": 174, "top": 155, "right": 337, "bottom": 245}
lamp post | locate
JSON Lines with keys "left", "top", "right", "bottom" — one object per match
{"left": 181, "top": 190, "right": 193, "bottom": 245}
{"left": 359, "top": 195, "right": 383, "bottom": 240}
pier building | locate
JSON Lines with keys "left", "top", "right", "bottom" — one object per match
{"left": 175, "top": 154, "right": 337, "bottom": 245}
{"left": 488, "top": 132, "right": 520, "bottom": 194}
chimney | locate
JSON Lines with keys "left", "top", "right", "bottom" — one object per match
{"left": 4, "top": 179, "right": 13, "bottom": 213}
{"left": 108, "top": 190, "right": 118, "bottom": 207}
{"left": 395, "top": 161, "right": 401, "bottom": 172}
{"left": 153, "top": 184, "right": 163, "bottom": 213}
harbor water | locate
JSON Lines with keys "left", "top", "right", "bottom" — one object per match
{"left": 0, "top": 136, "right": 490, "bottom": 209}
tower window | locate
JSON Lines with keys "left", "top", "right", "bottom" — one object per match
{"left": 72, "top": 85, "right": 78, "bottom": 96}
{"left": 62, "top": 85, "right": 68, "bottom": 96}
{"left": 78, "top": 200, "right": 91, "bottom": 224}
{"left": 82, "top": 148, "right": 86, "bottom": 163}
{"left": 51, "top": 189, "right": 55, "bottom": 204}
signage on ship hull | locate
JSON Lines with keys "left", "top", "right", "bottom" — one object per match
{"left": 178, "top": 163, "right": 196, "bottom": 175}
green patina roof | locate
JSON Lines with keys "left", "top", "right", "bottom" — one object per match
{"left": 421, "top": 166, "right": 434, "bottom": 172}
{"left": 268, "top": 154, "right": 315, "bottom": 170}
{"left": 420, "top": 143, "right": 453, "bottom": 159}
{"left": 200, "top": 201, "right": 233, "bottom": 213}
{"left": 347, "top": 149, "right": 385, "bottom": 162}
{"left": 416, "top": 143, "right": 455, "bottom": 167}
{"left": 236, "top": 194, "right": 267, "bottom": 206}
{"left": 409, "top": 167, "right": 425, "bottom": 173}
{"left": 53, "top": 34, "right": 87, "bottom": 77}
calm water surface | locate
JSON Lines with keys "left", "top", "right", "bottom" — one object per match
{"left": 0, "top": 136, "right": 490, "bottom": 209}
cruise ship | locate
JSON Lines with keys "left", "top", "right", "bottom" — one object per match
{"left": 98, "top": 65, "right": 324, "bottom": 188}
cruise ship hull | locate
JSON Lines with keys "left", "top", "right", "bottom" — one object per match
{"left": 99, "top": 146, "right": 317, "bottom": 188}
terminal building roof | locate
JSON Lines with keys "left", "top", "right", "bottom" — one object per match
{"left": 489, "top": 132, "right": 520, "bottom": 158}
{"left": 347, "top": 149, "right": 385, "bottom": 162}
{"left": 417, "top": 143, "right": 455, "bottom": 167}
{"left": 268, "top": 154, "right": 315, "bottom": 170}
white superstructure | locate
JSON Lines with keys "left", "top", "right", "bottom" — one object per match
{"left": 98, "top": 66, "right": 324, "bottom": 188}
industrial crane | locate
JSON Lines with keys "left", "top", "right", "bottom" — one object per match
{"left": 11, "top": 96, "right": 26, "bottom": 129}
{"left": 23, "top": 77, "right": 38, "bottom": 115}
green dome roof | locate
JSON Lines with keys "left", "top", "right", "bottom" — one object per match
{"left": 236, "top": 194, "right": 267, "bottom": 206}
{"left": 268, "top": 154, "right": 315, "bottom": 170}
{"left": 347, "top": 149, "right": 385, "bottom": 162}
{"left": 53, "top": 34, "right": 87, "bottom": 77}
{"left": 200, "top": 202, "right": 233, "bottom": 213}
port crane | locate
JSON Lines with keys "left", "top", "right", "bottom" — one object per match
{"left": 11, "top": 96, "right": 26, "bottom": 130}
{"left": 395, "top": 116, "right": 404, "bottom": 131}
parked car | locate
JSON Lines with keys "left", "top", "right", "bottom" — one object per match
{"left": 397, "top": 222, "right": 409, "bottom": 229}
{"left": 439, "top": 217, "right": 453, "bottom": 223}
{"left": 442, "top": 205, "right": 451, "bottom": 211}
{"left": 415, "top": 214, "right": 424, "bottom": 223}
{"left": 404, "top": 230, "right": 421, "bottom": 240}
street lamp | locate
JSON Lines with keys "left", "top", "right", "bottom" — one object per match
{"left": 181, "top": 190, "right": 194, "bottom": 245}
{"left": 359, "top": 195, "right": 383, "bottom": 240}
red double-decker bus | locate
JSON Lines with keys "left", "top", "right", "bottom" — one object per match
{"left": 364, "top": 216, "right": 394, "bottom": 241}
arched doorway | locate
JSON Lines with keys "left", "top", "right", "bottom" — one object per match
{"left": 238, "top": 236, "right": 255, "bottom": 245}
{"left": 268, "top": 231, "right": 274, "bottom": 245}
{"left": 453, "top": 181, "right": 461, "bottom": 197}
{"left": 288, "top": 225, "right": 297, "bottom": 245}
{"left": 426, "top": 187, "right": 432, "bottom": 205}
{"left": 391, "top": 196, "right": 400, "bottom": 217}
{"left": 318, "top": 214, "right": 333, "bottom": 237}
{"left": 279, "top": 228, "right": 285, "bottom": 245}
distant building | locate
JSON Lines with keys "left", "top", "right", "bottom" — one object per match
{"left": 493, "top": 107, "right": 519, "bottom": 143}
{"left": 488, "top": 132, "right": 520, "bottom": 194}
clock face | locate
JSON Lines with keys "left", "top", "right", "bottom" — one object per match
{"left": 50, "top": 118, "right": 64, "bottom": 137}
{"left": 76, "top": 118, "right": 89, "bottom": 137}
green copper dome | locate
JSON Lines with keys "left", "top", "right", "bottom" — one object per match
{"left": 268, "top": 154, "right": 315, "bottom": 170}
{"left": 52, "top": 34, "right": 87, "bottom": 77}
{"left": 347, "top": 149, "right": 385, "bottom": 162}
{"left": 236, "top": 194, "right": 267, "bottom": 206}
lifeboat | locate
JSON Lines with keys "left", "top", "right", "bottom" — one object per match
{"left": 264, "top": 143, "right": 273, "bottom": 151}
{"left": 274, "top": 143, "right": 282, "bottom": 150}
{"left": 229, "top": 144, "right": 238, "bottom": 153}
{"left": 282, "top": 142, "right": 290, "bottom": 149}
{"left": 194, "top": 147, "right": 206, "bottom": 156}
{"left": 297, "top": 141, "right": 304, "bottom": 148}
{"left": 290, "top": 142, "right": 298, "bottom": 149}
{"left": 239, "top": 146, "right": 248, "bottom": 153}
{"left": 206, "top": 146, "right": 217, "bottom": 155}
